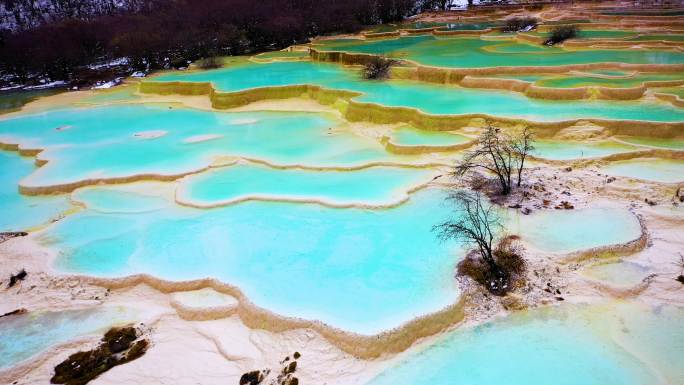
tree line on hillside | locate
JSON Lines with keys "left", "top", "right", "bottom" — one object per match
{"left": 0, "top": 0, "right": 417, "bottom": 85}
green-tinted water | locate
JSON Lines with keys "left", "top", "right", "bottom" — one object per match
{"left": 313, "top": 35, "right": 684, "bottom": 68}
{"left": 153, "top": 61, "right": 684, "bottom": 122}
{"left": 535, "top": 73, "right": 684, "bottom": 88}
{"left": 655, "top": 86, "right": 684, "bottom": 98}
{"left": 616, "top": 136, "right": 684, "bottom": 150}
{"left": 528, "top": 30, "right": 638, "bottom": 39}
{"left": 0, "top": 88, "right": 63, "bottom": 114}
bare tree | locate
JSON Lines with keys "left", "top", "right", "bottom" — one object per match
{"left": 434, "top": 190, "right": 509, "bottom": 293}
{"left": 455, "top": 124, "right": 534, "bottom": 195}
{"left": 510, "top": 126, "right": 534, "bottom": 187}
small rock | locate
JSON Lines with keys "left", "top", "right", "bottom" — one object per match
{"left": 0, "top": 308, "right": 28, "bottom": 318}
{"left": 240, "top": 370, "right": 265, "bottom": 385}
{"left": 282, "top": 361, "right": 297, "bottom": 375}
{"left": 8, "top": 269, "right": 27, "bottom": 288}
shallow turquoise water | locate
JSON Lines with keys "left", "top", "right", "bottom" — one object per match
{"left": 0, "top": 105, "right": 409, "bottom": 190}
{"left": 72, "top": 185, "right": 171, "bottom": 213}
{"left": 313, "top": 35, "right": 684, "bottom": 68}
{"left": 509, "top": 207, "right": 642, "bottom": 253}
{"left": 44, "top": 187, "right": 461, "bottom": 334}
{"left": 616, "top": 136, "right": 684, "bottom": 150}
{"left": 0, "top": 150, "right": 71, "bottom": 231}
{"left": 582, "top": 260, "right": 652, "bottom": 287}
{"left": 535, "top": 73, "right": 684, "bottom": 88}
{"left": 0, "top": 306, "right": 136, "bottom": 369}
{"left": 42, "top": 184, "right": 645, "bottom": 332}
{"left": 153, "top": 61, "right": 684, "bottom": 122}
{"left": 367, "top": 302, "right": 682, "bottom": 385}
{"left": 533, "top": 140, "right": 638, "bottom": 160}
{"left": 602, "top": 159, "right": 684, "bottom": 183}
{"left": 177, "top": 164, "right": 434, "bottom": 207}
{"left": 389, "top": 127, "right": 472, "bottom": 146}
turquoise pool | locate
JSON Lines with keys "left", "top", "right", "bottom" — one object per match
{"left": 0, "top": 104, "right": 416, "bottom": 191}
{"left": 367, "top": 301, "right": 683, "bottom": 385}
{"left": 177, "top": 163, "right": 435, "bottom": 207}
{"left": 0, "top": 306, "right": 136, "bottom": 370}
{"left": 313, "top": 35, "right": 684, "bottom": 68}
{"left": 0, "top": 150, "right": 71, "bottom": 231}
{"left": 153, "top": 61, "right": 684, "bottom": 123}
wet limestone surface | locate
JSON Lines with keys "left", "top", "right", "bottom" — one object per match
{"left": 171, "top": 288, "right": 239, "bottom": 310}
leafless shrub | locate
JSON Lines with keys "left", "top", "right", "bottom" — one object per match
{"left": 454, "top": 125, "right": 534, "bottom": 195}
{"left": 363, "top": 56, "right": 396, "bottom": 80}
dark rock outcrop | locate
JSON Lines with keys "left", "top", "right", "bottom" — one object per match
{"left": 51, "top": 326, "right": 148, "bottom": 385}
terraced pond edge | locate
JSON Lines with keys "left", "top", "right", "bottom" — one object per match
{"left": 138, "top": 81, "right": 684, "bottom": 137}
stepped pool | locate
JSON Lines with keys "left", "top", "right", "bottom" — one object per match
{"left": 1, "top": 12, "right": 682, "bottom": 382}
{"left": 43, "top": 186, "right": 463, "bottom": 334}
{"left": 367, "top": 301, "right": 684, "bottom": 385}
{"left": 533, "top": 73, "right": 684, "bottom": 88}
{"left": 151, "top": 61, "right": 684, "bottom": 123}
{"left": 387, "top": 126, "right": 472, "bottom": 147}
{"left": 0, "top": 150, "right": 72, "bottom": 231}
{"left": 36, "top": 183, "right": 642, "bottom": 333}
{"left": 176, "top": 163, "right": 435, "bottom": 208}
{"left": 532, "top": 140, "right": 639, "bottom": 160}
{"left": 312, "top": 35, "right": 684, "bottom": 68}
{"left": 615, "top": 136, "right": 684, "bottom": 150}
{"left": 601, "top": 159, "right": 684, "bottom": 183}
{"left": 0, "top": 104, "right": 422, "bottom": 192}
{"left": 508, "top": 207, "right": 642, "bottom": 253}
{"left": 582, "top": 260, "right": 653, "bottom": 287}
